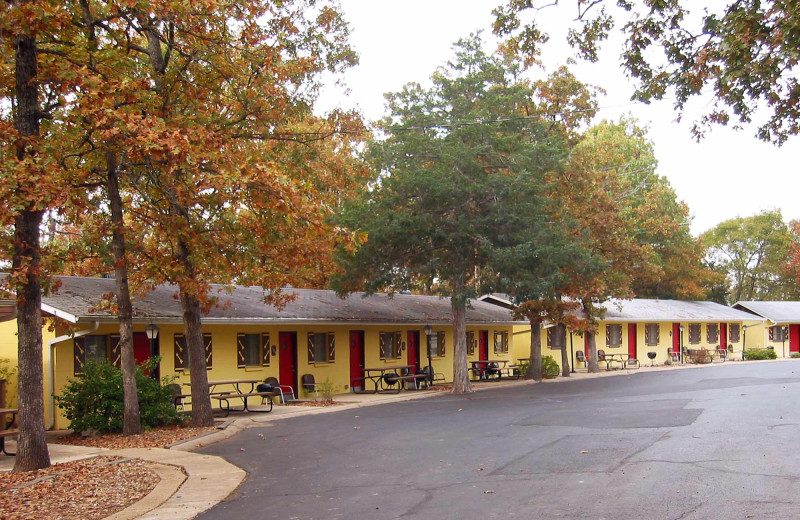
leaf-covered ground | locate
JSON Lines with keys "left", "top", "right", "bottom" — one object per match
{"left": 1, "top": 456, "right": 157, "bottom": 520}
{"left": 1, "top": 425, "right": 216, "bottom": 519}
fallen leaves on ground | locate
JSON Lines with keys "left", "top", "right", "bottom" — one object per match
{"left": 0, "top": 456, "right": 158, "bottom": 520}
{"left": 50, "top": 425, "right": 216, "bottom": 449}
{"left": 1, "top": 425, "right": 216, "bottom": 520}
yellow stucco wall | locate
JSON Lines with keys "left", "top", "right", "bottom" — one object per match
{"left": 512, "top": 321, "right": 750, "bottom": 371}
{"left": 50, "top": 322, "right": 516, "bottom": 429}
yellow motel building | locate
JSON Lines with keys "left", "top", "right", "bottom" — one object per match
{"left": 480, "top": 295, "right": 764, "bottom": 371}
{"left": 732, "top": 301, "right": 800, "bottom": 358}
{"left": 0, "top": 276, "right": 521, "bottom": 430}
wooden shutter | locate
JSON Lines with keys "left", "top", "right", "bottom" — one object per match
{"left": 109, "top": 334, "right": 121, "bottom": 368}
{"left": 204, "top": 333, "right": 213, "bottom": 368}
{"left": 237, "top": 333, "right": 247, "bottom": 368}
{"left": 644, "top": 325, "right": 651, "bottom": 345}
{"left": 502, "top": 332, "right": 509, "bottom": 353}
{"left": 327, "top": 333, "right": 335, "bottom": 362}
{"left": 438, "top": 332, "right": 445, "bottom": 356}
{"left": 261, "top": 333, "right": 270, "bottom": 366}
{"left": 546, "top": 328, "right": 553, "bottom": 348}
{"left": 467, "top": 332, "right": 475, "bottom": 355}
{"left": 379, "top": 332, "right": 387, "bottom": 359}
{"left": 494, "top": 332, "right": 500, "bottom": 354}
{"left": 74, "top": 337, "right": 86, "bottom": 375}
{"left": 308, "top": 333, "right": 315, "bottom": 363}
{"left": 174, "top": 334, "right": 186, "bottom": 371}
{"left": 393, "top": 331, "right": 401, "bottom": 358}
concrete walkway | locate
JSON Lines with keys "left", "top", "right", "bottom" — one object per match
{"left": 0, "top": 360, "right": 747, "bottom": 519}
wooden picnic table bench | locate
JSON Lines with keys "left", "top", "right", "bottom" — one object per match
{"left": 211, "top": 392, "right": 274, "bottom": 417}
{"left": 392, "top": 373, "right": 429, "bottom": 390}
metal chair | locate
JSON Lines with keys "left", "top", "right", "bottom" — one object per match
{"left": 301, "top": 374, "right": 320, "bottom": 398}
{"left": 167, "top": 383, "right": 186, "bottom": 410}
{"left": 575, "top": 350, "right": 587, "bottom": 368}
{"left": 264, "top": 377, "right": 295, "bottom": 404}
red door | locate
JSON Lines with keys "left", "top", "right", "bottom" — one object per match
{"left": 584, "top": 334, "right": 590, "bottom": 358}
{"left": 672, "top": 323, "right": 681, "bottom": 355}
{"left": 349, "top": 331, "right": 364, "bottom": 388}
{"left": 279, "top": 332, "right": 298, "bottom": 395}
{"left": 720, "top": 323, "right": 728, "bottom": 350}
{"left": 628, "top": 323, "right": 637, "bottom": 360}
{"left": 479, "top": 331, "right": 489, "bottom": 361}
{"left": 790, "top": 325, "right": 800, "bottom": 354}
{"left": 133, "top": 332, "right": 152, "bottom": 365}
{"left": 407, "top": 331, "right": 420, "bottom": 371}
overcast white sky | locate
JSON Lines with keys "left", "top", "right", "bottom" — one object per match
{"left": 317, "top": 0, "right": 800, "bottom": 236}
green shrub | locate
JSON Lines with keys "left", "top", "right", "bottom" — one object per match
{"left": 744, "top": 349, "right": 778, "bottom": 361}
{"left": 317, "top": 378, "right": 336, "bottom": 404}
{"left": 55, "top": 359, "right": 184, "bottom": 434}
{"left": 541, "top": 355, "right": 560, "bottom": 378}
{"left": 791, "top": 352, "right": 800, "bottom": 359}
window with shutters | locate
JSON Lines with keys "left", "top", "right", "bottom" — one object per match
{"left": 707, "top": 323, "right": 719, "bottom": 344}
{"left": 427, "top": 331, "right": 445, "bottom": 357}
{"left": 308, "top": 332, "right": 335, "bottom": 363}
{"left": 237, "top": 333, "right": 269, "bottom": 368}
{"left": 688, "top": 324, "right": 701, "bottom": 344}
{"left": 547, "top": 326, "right": 565, "bottom": 350}
{"left": 74, "top": 335, "right": 111, "bottom": 374}
{"left": 606, "top": 324, "right": 622, "bottom": 348}
{"left": 493, "top": 331, "right": 509, "bottom": 354}
{"left": 644, "top": 324, "right": 659, "bottom": 346}
{"left": 174, "top": 333, "right": 213, "bottom": 371}
{"left": 729, "top": 323, "right": 740, "bottom": 343}
{"left": 769, "top": 325, "right": 787, "bottom": 342}
{"left": 379, "top": 331, "right": 402, "bottom": 360}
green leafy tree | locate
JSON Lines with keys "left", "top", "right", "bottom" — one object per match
{"left": 701, "top": 211, "right": 793, "bottom": 303}
{"left": 334, "top": 34, "right": 565, "bottom": 393}
{"left": 493, "top": 1, "right": 800, "bottom": 144}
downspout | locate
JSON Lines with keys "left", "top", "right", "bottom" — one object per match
{"left": 47, "top": 321, "right": 99, "bottom": 430}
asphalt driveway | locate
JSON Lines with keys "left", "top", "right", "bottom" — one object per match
{"left": 199, "top": 361, "right": 800, "bottom": 519}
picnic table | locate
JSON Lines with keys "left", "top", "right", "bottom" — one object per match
{"left": 470, "top": 360, "right": 520, "bottom": 381}
{"left": 0, "top": 408, "right": 17, "bottom": 456}
{"left": 362, "top": 365, "right": 425, "bottom": 393}
{"left": 186, "top": 379, "right": 273, "bottom": 417}
{"left": 601, "top": 353, "right": 630, "bottom": 370}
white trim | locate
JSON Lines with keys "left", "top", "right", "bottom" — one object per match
{"left": 42, "top": 303, "right": 78, "bottom": 323}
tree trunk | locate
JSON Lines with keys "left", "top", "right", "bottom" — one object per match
{"left": 106, "top": 150, "right": 141, "bottom": 436}
{"left": 450, "top": 290, "right": 472, "bottom": 394}
{"left": 559, "top": 324, "right": 571, "bottom": 377}
{"left": 527, "top": 321, "right": 542, "bottom": 382}
{"left": 12, "top": 17, "right": 51, "bottom": 473}
{"left": 586, "top": 331, "right": 600, "bottom": 373}
{"left": 179, "top": 284, "right": 214, "bottom": 426}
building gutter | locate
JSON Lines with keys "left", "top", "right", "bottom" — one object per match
{"left": 47, "top": 321, "right": 99, "bottom": 430}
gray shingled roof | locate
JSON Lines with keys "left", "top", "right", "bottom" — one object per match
{"left": 732, "top": 301, "right": 800, "bottom": 324}
{"left": 40, "top": 276, "right": 521, "bottom": 325}
{"left": 601, "top": 299, "right": 763, "bottom": 323}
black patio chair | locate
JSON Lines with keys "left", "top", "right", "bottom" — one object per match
{"left": 264, "top": 377, "right": 295, "bottom": 404}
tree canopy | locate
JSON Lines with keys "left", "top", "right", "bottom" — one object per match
{"left": 493, "top": 1, "right": 800, "bottom": 144}
{"left": 334, "top": 34, "right": 568, "bottom": 393}
{"left": 702, "top": 210, "right": 795, "bottom": 303}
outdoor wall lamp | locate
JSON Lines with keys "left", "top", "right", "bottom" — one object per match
{"left": 144, "top": 323, "right": 159, "bottom": 379}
